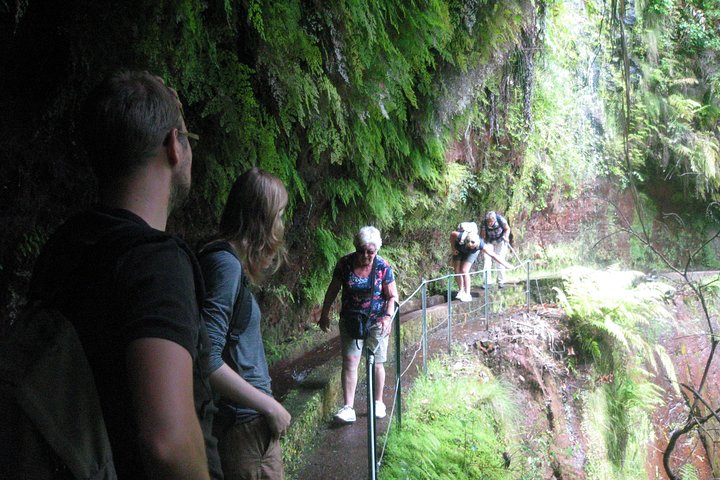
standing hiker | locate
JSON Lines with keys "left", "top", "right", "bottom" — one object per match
{"left": 27, "top": 71, "right": 221, "bottom": 479}
{"left": 198, "top": 168, "right": 291, "bottom": 480}
{"left": 318, "top": 226, "right": 398, "bottom": 424}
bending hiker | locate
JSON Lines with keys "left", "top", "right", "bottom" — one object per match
{"left": 27, "top": 71, "right": 221, "bottom": 479}
{"left": 450, "top": 222, "right": 482, "bottom": 302}
{"left": 318, "top": 226, "right": 399, "bottom": 424}
{"left": 198, "top": 168, "right": 291, "bottom": 480}
{"left": 480, "top": 211, "right": 511, "bottom": 288}
{"left": 451, "top": 223, "right": 510, "bottom": 300}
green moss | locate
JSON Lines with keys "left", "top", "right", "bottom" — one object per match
{"left": 281, "top": 362, "right": 342, "bottom": 478}
{"left": 381, "top": 352, "right": 520, "bottom": 480}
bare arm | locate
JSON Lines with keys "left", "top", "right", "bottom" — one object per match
{"left": 319, "top": 277, "right": 342, "bottom": 332}
{"left": 501, "top": 220, "right": 511, "bottom": 243}
{"left": 449, "top": 231, "right": 460, "bottom": 256}
{"left": 483, "top": 244, "right": 512, "bottom": 269}
{"left": 126, "top": 338, "right": 210, "bottom": 480}
{"left": 378, "top": 280, "right": 399, "bottom": 336}
{"left": 209, "top": 364, "right": 290, "bottom": 439}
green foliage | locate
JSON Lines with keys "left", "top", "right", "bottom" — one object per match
{"left": 647, "top": 0, "right": 675, "bottom": 16}
{"left": 600, "top": 0, "right": 720, "bottom": 203}
{"left": 17, "top": 227, "right": 50, "bottom": 263}
{"left": 381, "top": 353, "right": 521, "bottom": 480}
{"left": 556, "top": 267, "right": 680, "bottom": 475}
{"left": 678, "top": 463, "right": 702, "bottom": 480}
{"left": 295, "top": 227, "right": 350, "bottom": 306}
{"left": 471, "top": 0, "right": 603, "bottom": 221}
{"left": 582, "top": 380, "right": 657, "bottom": 479}
{"left": 556, "top": 267, "right": 675, "bottom": 366}
{"left": 626, "top": 192, "right": 720, "bottom": 270}
{"left": 1, "top": 0, "right": 549, "bottom": 328}
{"left": 603, "top": 370, "right": 663, "bottom": 467}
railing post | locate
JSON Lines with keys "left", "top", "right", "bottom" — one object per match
{"left": 394, "top": 306, "right": 401, "bottom": 430}
{"left": 483, "top": 269, "right": 489, "bottom": 330}
{"left": 447, "top": 275, "right": 452, "bottom": 354}
{"left": 421, "top": 280, "right": 428, "bottom": 375}
{"left": 366, "top": 347, "right": 377, "bottom": 480}
{"left": 526, "top": 260, "right": 531, "bottom": 313}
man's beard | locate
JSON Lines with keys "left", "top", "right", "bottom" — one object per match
{"left": 169, "top": 173, "right": 191, "bottom": 213}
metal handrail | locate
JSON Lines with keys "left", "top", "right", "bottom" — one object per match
{"left": 365, "top": 259, "right": 535, "bottom": 478}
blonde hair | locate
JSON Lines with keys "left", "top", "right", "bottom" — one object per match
{"left": 215, "top": 167, "right": 288, "bottom": 282}
{"left": 465, "top": 232, "right": 481, "bottom": 250}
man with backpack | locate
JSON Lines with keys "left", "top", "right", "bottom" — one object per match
{"left": 480, "top": 211, "right": 511, "bottom": 288}
{"left": 23, "top": 71, "right": 222, "bottom": 479}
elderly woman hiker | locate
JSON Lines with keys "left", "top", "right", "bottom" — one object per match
{"left": 451, "top": 222, "right": 511, "bottom": 301}
{"left": 319, "top": 226, "right": 399, "bottom": 424}
{"left": 198, "top": 168, "right": 291, "bottom": 480}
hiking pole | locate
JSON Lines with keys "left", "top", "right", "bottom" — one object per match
{"left": 366, "top": 346, "right": 377, "bottom": 480}
{"left": 507, "top": 242, "right": 523, "bottom": 264}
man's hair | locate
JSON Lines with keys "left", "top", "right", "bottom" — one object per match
{"left": 354, "top": 226, "right": 383, "bottom": 251}
{"left": 485, "top": 211, "right": 497, "bottom": 222}
{"left": 79, "top": 70, "right": 183, "bottom": 187}
{"left": 216, "top": 167, "right": 288, "bottom": 282}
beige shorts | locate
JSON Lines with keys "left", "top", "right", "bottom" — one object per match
{"left": 340, "top": 321, "right": 389, "bottom": 363}
{"left": 214, "top": 415, "right": 284, "bottom": 480}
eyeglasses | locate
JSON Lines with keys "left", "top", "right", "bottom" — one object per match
{"left": 162, "top": 96, "right": 200, "bottom": 148}
{"left": 178, "top": 129, "right": 200, "bottom": 148}
{"left": 357, "top": 248, "right": 377, "bottom": 256}
{"left": 163, "top": 128, "right": 199, "bottom": 148}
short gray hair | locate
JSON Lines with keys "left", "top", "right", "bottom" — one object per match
{"left": 354, "top": 226, "right": 382, "bottom": 250}
{"left": 485, "top": 211, "right": 497, "bottom": 222}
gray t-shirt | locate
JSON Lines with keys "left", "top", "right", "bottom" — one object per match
{"left": 199, "top": 244, "right": 272, "bottom": 423}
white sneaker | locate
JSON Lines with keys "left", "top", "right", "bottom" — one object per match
{"left": 455, "top": 291, "right": 464, "bottom": 301}
{"left": 375, "top": 401, "right": 386, "bottom": 419}
{"left": 461, "top": 291, "right": 473, "bottom": 302}
{"left": 334, "top": 405, "right": 356, "bottom": 423}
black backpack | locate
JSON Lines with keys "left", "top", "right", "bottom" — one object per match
{"left": 0, "top": 221, "right": 175, "bottom": 480}
{"left": 0, "top": 306, "right": 117, "bottom": 480}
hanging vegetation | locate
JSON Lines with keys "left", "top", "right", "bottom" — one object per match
{"left": 0, "top": 0, "right": 553, "bottom": 331}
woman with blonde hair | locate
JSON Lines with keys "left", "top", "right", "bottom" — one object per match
{"left": 450, "top": 223, "right": 510, "bottom": 301}
{"left": 198, "top": 167, "right": 291, "bottom": 480}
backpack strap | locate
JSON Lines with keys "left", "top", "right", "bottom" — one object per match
{"left": 497, "top": 213, "right": 508, "bottom": 228}
{"left": 366, "top": 256, "right": 378, "bottom": 318}
{"left": 197, "top": 242, "right": 252, "bottom": 343}
{"left": 355, "top": 257, "right": 378, "bottom": 348}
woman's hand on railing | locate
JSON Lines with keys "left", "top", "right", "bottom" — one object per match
{"left": 377, "top": 314, "right": 393, "bottom": 336}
